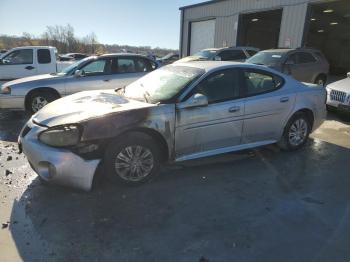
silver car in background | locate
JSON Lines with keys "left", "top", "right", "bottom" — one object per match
{"left": 247, "top": 48, "right": 329, "bottom": 86}
{"left": 19, "top": 61, "right": 326, "bottom": 191}
{"left": 176, "top": 46, "right": 259, "bottom": 63}
{"left": 0, "top": 53, "right": 158, "bottom": 113}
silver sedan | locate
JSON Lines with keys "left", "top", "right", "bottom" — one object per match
{"left": 19, "top": 61, "right": 326, "bottom": 190}
{"left": 0, "top": 53, "right": 158, "bottom": 113}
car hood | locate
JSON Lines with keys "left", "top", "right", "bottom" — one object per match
{"left": 327, "top": 77, "right": 350, "bottom": 93}
{"left": 5, "top": 73, "right": 64, "bottom": 86}
{"left": 32, "top": 90, "right": 154, "bottom": 127}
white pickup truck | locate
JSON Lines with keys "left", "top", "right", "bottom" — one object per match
{"left": 0, "top": 46, "right": 73, "bottom": 81}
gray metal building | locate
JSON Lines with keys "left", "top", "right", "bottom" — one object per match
{"left": 179, "top": 0, "right": 350, "bottom": 74}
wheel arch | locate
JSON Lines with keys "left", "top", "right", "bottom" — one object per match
{"left": 25, "top": 87, "right": 61, "bottom": 110}
{"left": 109, "top": 127, "right": 170, "bottom": 163}
{"left": 288, "top": 108, "right": 315, "bottom": 130}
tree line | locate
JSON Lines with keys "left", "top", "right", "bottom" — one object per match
{"left": 0, "top": 24, "right": 177, "bottom": 57}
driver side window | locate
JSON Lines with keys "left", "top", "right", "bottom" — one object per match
{"left": 80, "top": 59, "right": 109, "bottom": 76}
{"left": 188, "top": 69, "right": 240, "bottom": 104}
{"left": 2, "top": 49, "right": 33, "bottom": 65}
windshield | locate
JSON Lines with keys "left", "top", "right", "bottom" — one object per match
{"left": 123, "top": 65, "right": 204, "bottom": 104}
{"left": 193, "top": 50, "right": 217, "bottom": 59}
{"left": 246, "top": 51, "right": 285, "bottom": 67}
{"left": 59, "top": 57, "right": 91, "bottom": 75}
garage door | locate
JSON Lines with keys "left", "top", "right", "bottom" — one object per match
{"left": 190, "top": 19, "right": 216, "bottom": 55}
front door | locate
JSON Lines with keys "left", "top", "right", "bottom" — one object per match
{"left": 64, "top": 58, "right": 115, "bottom": 95}
{"left": 0, "top": 49, "right": 37, "bottom": 80}
{"left": 175, "top": 68, "right": 244, "bottom": 161}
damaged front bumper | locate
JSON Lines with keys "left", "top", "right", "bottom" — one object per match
{"left": 18, "top": 120, "right": 100, "bottom": 191}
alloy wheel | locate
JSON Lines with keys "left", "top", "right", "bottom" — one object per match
{"left": 288, "top": 118, "right": 308, "bottom": 146}
{"left": 114, "top": 145, "right": 154, "bottom": 182}
{"left": 32, "top": 96, "right": 48, "bottom": 112}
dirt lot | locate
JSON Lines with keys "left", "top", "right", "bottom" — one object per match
{"left": 0, "top": 109, "right": 350, "bottom": 262}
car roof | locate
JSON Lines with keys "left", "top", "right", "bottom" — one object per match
{"left": 202, "top": 46, "right": 259, "bottom": 52}
{"left": 262, "top": 48, "right": 321, "bottom": 53}
{"left": 171, "top": 61, "right": 268, "bottom": 72}
{"left": 12, "top": 46, "right": 56, "bottom": 49}
{"left": 99, "top": 53, "right": 150, "bottom": 58}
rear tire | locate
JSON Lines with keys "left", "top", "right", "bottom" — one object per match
{"left": 27, "top": 91, "right": 59, "bottom": 114}
{"left": 278, "top": 113, "right": 311, "bottom": 151}
{"left": 104, "top": 132, "right": 161, "bottom": 185}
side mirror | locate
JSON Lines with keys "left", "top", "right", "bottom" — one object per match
{"left": 347, "top": 72, "right": 350, "bottom": 78}
{"left": 74, "top": 69, "right": 84, "bottom": 77}
{"left": 0, "top": 59, "right": 4, "bottom": 65}
{"left": 177, "top": 93, "right": 208, "bottom": 109}
{"left": 214, "top": 56, "right": 221, "bottom": 61}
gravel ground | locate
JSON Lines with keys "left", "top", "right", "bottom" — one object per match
{"left": 0, "top": 109, "right": 350, "bottom": 262}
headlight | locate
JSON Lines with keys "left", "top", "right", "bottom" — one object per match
{"left": 0, "top": 85, "right": 11, "bottom": 94}
{"left": 39, "top": 124, "right": 82, "bottom": 147}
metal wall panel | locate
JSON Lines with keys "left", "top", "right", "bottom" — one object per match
{"left": 180, "top": 0, "right": 330, "bottom": 56}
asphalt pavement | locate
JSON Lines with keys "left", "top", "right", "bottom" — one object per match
{"left": 0, "top": 109, "right": 350, "bottom": 262}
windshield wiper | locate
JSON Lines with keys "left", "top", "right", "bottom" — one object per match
{"left": 143, "top": 90, "right": 151, "bottom": 103}
{"left": 114, "top": 86, "right": 126, "bottom": 95}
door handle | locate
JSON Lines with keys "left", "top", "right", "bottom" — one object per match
{"left": 103, "top": 79, "right": 110, "bottom": 82}
{"left": 280, "top": 97, "right": 289, "bottom": 103}
{"left": 25, "top": 66, "right": 35, "bottom": 70}
{"left": 228, "top": 106, "right": 240, "bottom": 113}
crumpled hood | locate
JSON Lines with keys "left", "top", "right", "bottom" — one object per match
{"left": 327, "top": 77, "right": 350, "bottom": 93}
{"left": 32, "top": 90, "right": 154, "bottom": 127}
{"left": 4, "top": 73, "right": 63, "bottom": 86}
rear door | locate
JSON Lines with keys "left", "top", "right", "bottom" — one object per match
{"left": 36, "top": 48, "right": 56, "bottom": 74}
{"left": 241, "top": 68, "right": 295, "bottom": 143}
{"left": 108, "top": 57, "right": 157, "bottom": 89}
{"left": 285, "top": 52, "right": 317, "bottom": 83}
{"left": 175, "top": 68, "right": 244, "bottom": 160}
{"left": 0, "top": 49, "right": 37, "bottom": 80}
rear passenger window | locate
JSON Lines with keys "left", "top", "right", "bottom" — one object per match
{"left": 191, "top": 69, "right": 240, "bottom": 104}
{"left": 37, "top": 49, "right": 51, "bottom": 64}
{"left": 244, "top": 70, "right": 283, "bottom": 96}
{"left": 117, "top": 58, "right": 136, "bottom": 73}
{"left": 297, "top": 52, "right": 316, "bottom": 64}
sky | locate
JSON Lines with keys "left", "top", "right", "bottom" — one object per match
{"left": 0, "top": 0, "right": 203, "bottom": 49}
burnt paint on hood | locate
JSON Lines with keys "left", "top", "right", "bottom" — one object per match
{"left": 32, "top": 90, "right": 155, "bottom": 127}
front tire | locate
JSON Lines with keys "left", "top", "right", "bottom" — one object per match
{"left": 27, "top": 91, "right": 59, "bottom": 114}
{"left": 104, "top": 132, "right": 161, "bottom": 185}
{"left": 278, "top": 113, "right": 311, "bottom": 151}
